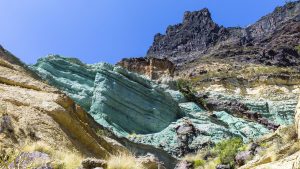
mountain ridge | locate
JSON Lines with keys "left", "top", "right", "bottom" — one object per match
{"left": 146, "top": 1, "right": 300, "bottom": 68}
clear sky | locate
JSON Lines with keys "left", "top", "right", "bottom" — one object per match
{"left": 0, "top": 0, "right": 288, "bottom": 64}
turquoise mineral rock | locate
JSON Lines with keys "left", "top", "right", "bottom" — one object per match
{"left": 90, "top": 64, "right": 184, "bottom": 134}
{"left": 31, "top": 55, "right": 274, "bottom": 157}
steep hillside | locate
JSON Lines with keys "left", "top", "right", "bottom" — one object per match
{"left": 0, "top": 46, "right": 128, "bottom": 165}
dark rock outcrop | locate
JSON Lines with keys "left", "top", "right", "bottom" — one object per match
{"left": 8, "top": 152, "right": 52, "bottom": 169}
{"left": 147, "top": 1, "right": 300, "bottom": 68}
{"left": 202, "top": 95, "right": 280, "bottom": 130}
{"left": 81, "top": 158, "right": 107, "bottom": 169}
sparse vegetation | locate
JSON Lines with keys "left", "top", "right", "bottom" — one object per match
{"left": 96, "top": 128, "right": 112, "bottom": 137}
{"left": 0, "top": 142, "right": 83, "bottom": 169}
{"left": 184, "top": 137, "right": 246, "bottom": 169}
{"left": 107, "top": 152, "right": 145, "bottom": 169}
{"left": 212, "top": 138, "right": 244, "bottom": 166}
{"left": 176, "top": 79, "right": 208, "bottom": 110}
{"left": 295, "top": 45, "right": 300, "bottom": 55}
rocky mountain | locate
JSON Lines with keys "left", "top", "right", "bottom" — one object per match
{"left": 147, "top": 1, "right": 300, "bottom": 68}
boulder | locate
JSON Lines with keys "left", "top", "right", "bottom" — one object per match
{"left": 137, "top": 153, "right": 165, "bottom": 169}
{"left": 81, "top": 158, "right": 107, "bottom": 169}
{"left": 8, "top": 152, "right": 52, "bottom": 169}
{"left": 216, "top": 164, "right": 231, "bottom": 169}
{"left": 235, "top": 151, "right": 253, "bottom": 166}
{"left": 174, "top": 160, "right": 193, "bottom": 169}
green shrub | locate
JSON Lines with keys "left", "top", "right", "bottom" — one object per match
{"left": 176, "top": 79, "right": 194, "bottom": 91}
{"left": 212, "top": 138, "right": 244, "bottom": 166}
{"left": 194, "top": 159, "right": 206, "bottom": 168}
{"left": 295, "top": 45, "right": 300, "bottom": 55}
{"left": 176, "top": 79, "right": 208, "bottom": 110}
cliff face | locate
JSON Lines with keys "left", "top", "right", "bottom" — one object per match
{"left": 117, "top": 57, "right": 175, "bottom": 80}
{"left": 147, "top": 1, "right": 300, "bottom": 68}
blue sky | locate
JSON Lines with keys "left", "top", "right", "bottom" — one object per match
{"left": 0, "top": 0, "right": 287, "bottom": 64}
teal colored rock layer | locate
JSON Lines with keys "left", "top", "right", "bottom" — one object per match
{"left": 90, "top": 65, "right": 184, "bottom": 134}
{"left": 31, "top": 55, "right": 99, "bottom": 111}
{"left": 31, "top": 55, "right": 271, "bottom": 157}
{"left": 208, "top": 91, "right": 297, "bottom": 126}
{"left": 130, "top": 108, "right": 269, "bottom": 156}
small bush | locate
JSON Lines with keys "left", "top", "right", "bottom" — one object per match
{"left": 176, "top": 79, "right": 208, "bottom": 110}
{"left": 96, "top": 129, "right": 112, "bottom": 137}
{"left": 194, "top": 159, "right": 206, "bottom": 167}
{"left": 295, "top": 45, "right": 300, "bottom": 55}
{"left": 212, "top": 138, "right": 244, "bottom": 166}
{"left": 107, "top": 153, "right": 145, "bottom": 169}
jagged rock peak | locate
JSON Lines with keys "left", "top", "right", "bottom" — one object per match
{"left": 183, "top": 8, "right": 212, "bottom": 23}
{"left": 147, "top": 1, "right": 300, "bottom": 66}
{"left": 147, "top": 7, "right": 221, "bottom": 61}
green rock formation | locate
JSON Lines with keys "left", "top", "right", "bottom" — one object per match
{"left": 31, "top": 55, "right": 271, "bottom": 157}
{"left": 32, "top": 55, "right": 99, "bottom": 111}
{"left": 90, "top": 64, "right": 184, "bottom": 134}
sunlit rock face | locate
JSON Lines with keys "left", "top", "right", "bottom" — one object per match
{"left": 89, "top": 64, "right": 183, "bottom": 134}
{"left": 32, "top": 55, "right": 99, "bottom": 111}
{"left": 32, "top": 56, "right": 184, "bottom": 135}
{"left": 0, "top": 48, "right": 125, "bottom": 159}
{"left": 117, "top": 57, "right": 175, "bottom": 80}
{"left": 31, "top": 55, "right": 271, "bottom": 157}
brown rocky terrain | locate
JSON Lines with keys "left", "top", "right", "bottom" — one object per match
{"left": 0, "top": 46, "right": 126, "bottom": 159}
{"left": 117, "top": 57, "right": 175, "bottom": 80}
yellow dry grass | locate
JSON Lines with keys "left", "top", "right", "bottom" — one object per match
{"left": 4, "top": 141, "right": 84, "bottom": 169}
{"left": 107, "top": 153, "right": 145, "bottom": 169}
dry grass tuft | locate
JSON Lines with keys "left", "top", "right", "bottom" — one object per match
{"left": 22, "top": 141, "right": 83, "bottom": 169}
{"left": 107, "top": 153, "right": 145, "bottom": 169}
{"left": 52, "top": 151, "right": 83, "bottom": 169}
{"left": 23, "top": 141, "right": 54, "bottom": 155}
